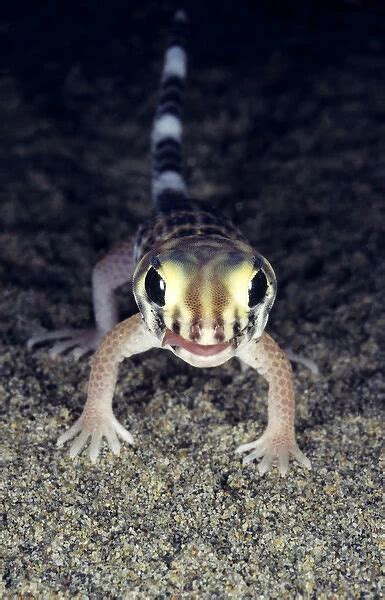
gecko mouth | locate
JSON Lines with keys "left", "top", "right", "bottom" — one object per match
{"left": 162, "top": 329, "right": 231, "bottom": 357}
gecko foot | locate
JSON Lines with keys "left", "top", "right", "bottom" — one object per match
{"left": 27, "top": 328, "right": 104, "bottom": 360}
{"left": 57, "top": 411, "right": 134, "bottom": 463}
{"left": 236, "top": 429, "right": 311, "bottom": 476}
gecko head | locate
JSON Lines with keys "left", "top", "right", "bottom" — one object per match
{"left": 133, "top": 236, "right": 277, "bottom": 362}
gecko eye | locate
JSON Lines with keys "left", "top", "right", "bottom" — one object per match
{"left": 145, "top": 267, "right": 166, "bottom": 306}
{"left": 248, "top": 270, "right": 268, "bottom": 308}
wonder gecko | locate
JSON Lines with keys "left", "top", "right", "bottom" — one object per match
{"left": 29, "top": 11, "right": 311, "bottom": 476}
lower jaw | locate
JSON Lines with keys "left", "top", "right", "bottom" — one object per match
{"left": 172, "top": 344, "right": 234, "bottom": 368}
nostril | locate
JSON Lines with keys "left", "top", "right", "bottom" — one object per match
{"left": 172, "top": 320, "right": 181, "bottom": 335}
{"left": 190, "top": 322, "right": 201, "bottom": 341}
{"left": 214, "top": 322, "right": 225, "bottom": 343}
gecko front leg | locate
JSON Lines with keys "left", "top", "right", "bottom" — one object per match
{"left": 236, "top": 333, "right": 311, "bottom": 476}
{"left": 58, "top": 313, "right": 160, "bottom": 462}
{"left": 28, "top": 239, "right": 135, "bottom": 360}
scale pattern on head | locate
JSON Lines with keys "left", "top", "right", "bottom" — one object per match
{"left": 133, "top": 235, "right": 277, "bottom": 349}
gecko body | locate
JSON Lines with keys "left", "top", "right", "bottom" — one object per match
{"left": 29, "top": 11, "right": 311, "bottom": 476}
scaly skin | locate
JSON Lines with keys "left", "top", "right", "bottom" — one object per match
{"left": 57, "top": 314, "right": 159, "bottom": 462}
{"left": 236, "top": 333, "right": 311, "bottom": 475}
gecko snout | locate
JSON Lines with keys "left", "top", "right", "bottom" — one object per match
{"left": 188, "top": 320, "right": 226, "bottom": 344}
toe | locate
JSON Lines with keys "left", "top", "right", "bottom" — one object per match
{"left": 257, "top": 449, "right": 275, "bottom": 475}
{"left": 89, "top": 432, "right": 103, "bottom": 463}
{"left": 112, "top": 416, "right": 134, "bottom": 444}
{"left": 242, "top": 452, "right": 256, "bottom": 466}
{"left": 236, "top": 433, "right": 267, "bottom": 455}
{"left": 236, "top": 441, "right": 258, "bottom": 454}
{"left": 278, "top": 449, "right": 289, "bottom": 476}
{"left": 105, "top": 427, "right": 121, "bottom": 455}
{"left": 292, "top": 446, "right": 311, "bottom": 469}
{"left": 57, "top": 420, "right": 82, "bottom": 446}
{"left": 69, "top": 430, "right": 91, "bottom": 458}
{"left": 49, "top": 339, "right": 78, "bottom": 358}
{"left": 71, "top": 346, "right": 93, "bottom": 362}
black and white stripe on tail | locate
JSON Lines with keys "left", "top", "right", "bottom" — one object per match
{"left": 152, "top": 10, "right": 189, "bottom": 212}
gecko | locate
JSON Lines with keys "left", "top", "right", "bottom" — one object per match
{"left": 28, "top": 11, "right": 311, "bottom": 476}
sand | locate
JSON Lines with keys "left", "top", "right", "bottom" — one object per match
{"left": 1, "top": 2, "right": 383, "bottom": 597}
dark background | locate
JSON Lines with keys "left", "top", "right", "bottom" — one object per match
{"left": 2, "top": 1, "right": 384, "bottom": 597}
{"left": 1, "top": 1, "right": 385, "bottom": 305}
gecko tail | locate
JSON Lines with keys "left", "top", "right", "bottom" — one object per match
{"left": 151, "top": 10, "right": 190, "bottom": 213}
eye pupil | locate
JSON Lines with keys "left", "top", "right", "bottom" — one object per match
{"left": 248, "top": 270, "right": 268, "bottom": 307}
{"left": 145, "top": 267, "right": 166, "bottom": 306}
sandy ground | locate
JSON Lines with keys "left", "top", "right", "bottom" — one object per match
{"left": 1, "top": 2, "right": 384, "bottom": 598}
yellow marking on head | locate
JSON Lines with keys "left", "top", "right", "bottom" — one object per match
{"left": 161, "top": 258, "right": 255, "bottom": 324}
{"left": 157, "top": 260, "right": 194, "bottom": 323}
{"left": 133, "top": 237, "right": 277, "bottom": 346}
{"left": 223, "top": 261, "right": 255, "bottom": 309}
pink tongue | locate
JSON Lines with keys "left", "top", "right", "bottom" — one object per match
{"left": 163, "top": 329, "right": 230, "bottom": 357}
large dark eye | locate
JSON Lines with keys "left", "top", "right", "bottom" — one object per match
{"left": 248, "top": 270, "right": 268, "bottom": 307}
{"left": 145, "top": 267, "right": 166, "bottom": 306}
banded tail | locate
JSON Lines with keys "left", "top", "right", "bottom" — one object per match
{"left": 151, "top": 10, "right": 189, "bottom": 213}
